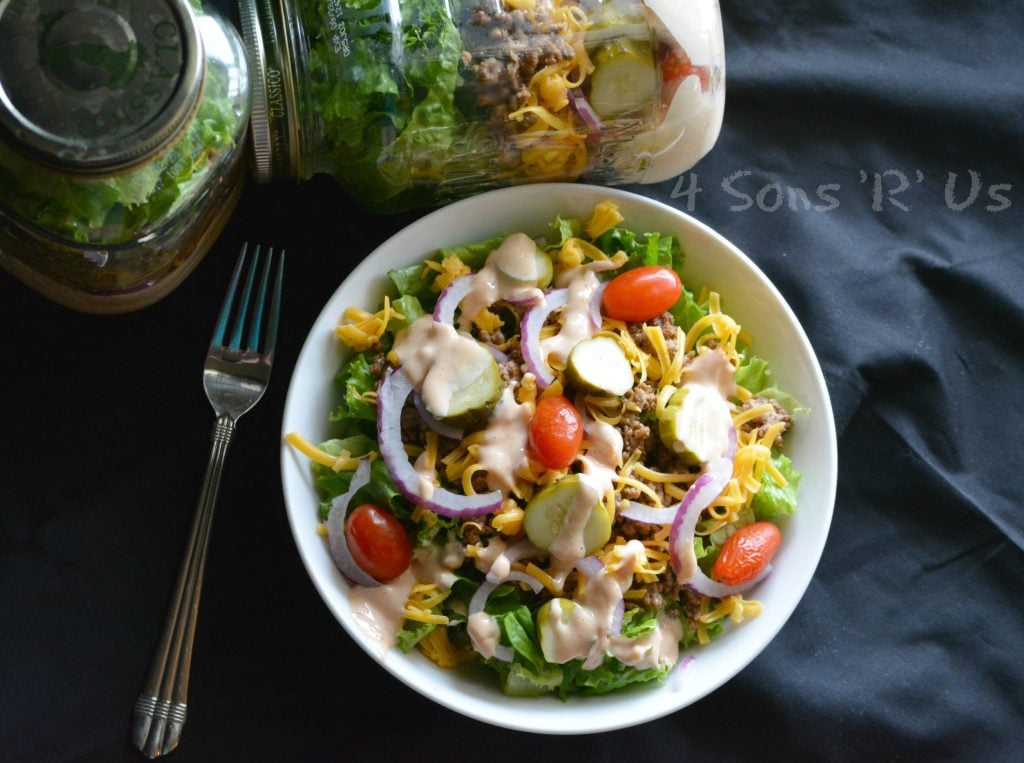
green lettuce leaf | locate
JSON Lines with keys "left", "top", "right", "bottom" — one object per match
{"left": 388, "top": 295, "right": 426, "bottom": 332}
{"left": 329, "top": 352, "right": 378, "bottom": 423}
{"left": 751, "top": 453, "right": 802, "bottom": 522}
{"left": 396, "top": 621, "right": 437, "bottom": 652}
{"left": 735, "top": 355, "right": 773, "bottom": 393}
{"left": 548, "top": 216, "right": 581, "bottom": 247}
{"left": 559, "top": 657, "right": 670, "bottom": 698}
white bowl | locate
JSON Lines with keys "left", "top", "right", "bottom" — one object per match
{"left": 280, "top": 184, "right": 838, "bottom": 734}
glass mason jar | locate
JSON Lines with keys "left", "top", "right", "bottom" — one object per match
{"left": 0, "top": 0, "right": 250, "bottom": 314}
{"left": 238, "top": 0, "right": 724, "bottom": 212}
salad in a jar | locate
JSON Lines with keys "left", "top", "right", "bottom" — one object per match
{"left": 288, "top": 201, "right": 804, "bottom": 697}
{"left": 249, "top": 0, "right": 723, "bottom": 210}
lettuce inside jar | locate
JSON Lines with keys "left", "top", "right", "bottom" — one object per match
{"left": 287, "top": 201, "right": 806, "bottom": 698}
{"left": 0, "top": 0, "right": 250, "bottom": 313}
{"left": 239, "top": 0, "right": 724, "bottom": 211}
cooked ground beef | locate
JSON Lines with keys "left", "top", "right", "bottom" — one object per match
{"left": 400, "top": 401, "right": 425, "bottom": 447}
{"left": 619, "top": 410, "right": 652, "bottom": 462}
{"left": 627, "top": 311, "right": 682, "bottom": 357}
{"left": 460, "top": 520, "right": 495, "bottom": 546}
{"left": 476, "top": 327, "right": 505, "bottom": 345}
{"left": 368, "top": 350, "right": 388, "bottom": 379}
{"left": 625, "top": 381, "right": 657, "bottom": 412}
{"left": 463, "top": 5, "right": 576, "bottom": 121}
{"left": 618, "top": 476, "right": 668, "bottom": 506}
{"left": 492, "top": 334, "right": 524, "bottom": 386}
{"left": 739, "top": 395, "right": 792, "bottom": 446}
{"left": 626, "top": 581, "right": 664, "bottom": 612}
{"left": 614, "top": 514, "right": 661, "bottom": 542}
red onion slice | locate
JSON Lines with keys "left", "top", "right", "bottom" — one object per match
{"left": 469, "top": 579, "right": 498, "bottom": 618}
{"left": 574, "top": 555, "right": 604, "bottom": 579}
{"left": 589, "top": 281, "right": 607, "bottom": 331}
{"left": 484, "top": 343, "right": 509, "bottom": 364}
{"left": 668, "top": 428, "right": 771, "bottom": 596}
{"left": 324, "top": 459, "right": 379, "bottom": 588}
{"left": 569, "top": 87, "right": 602, "bottom": 140}
{"left": 433, "top": 274, "right": 475, "bottom": 324}
{"left": 520, "top": 288, "right": 568, "bottom": 388}
{"left": 503, "top": 571, "right": 544, "bottom": 594}
{"left": 413, "top": 390, "right": 464, "bottom": 441}
{"left": 610, "top": 598, "right": 625, "bottom": 636}
{"left": 671, "top": 654, "right": 696, "bottom": 692}
{"left": 377, "top": 368, "right": 503, "bottom": 517}
{"left": 619, "top": 501, "right": 680, "bottom": 525}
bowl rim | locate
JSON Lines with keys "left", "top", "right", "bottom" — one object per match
{"left": 279, "top": 183, "right": 838, "bottom": 734}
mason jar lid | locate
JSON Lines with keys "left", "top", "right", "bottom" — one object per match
{"left": 0, "top": 0, "right": 204, "bottom": 175}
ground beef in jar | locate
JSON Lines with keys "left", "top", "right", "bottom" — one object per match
{"left": 463, "top": 5, "right": 576, "bottom": 121}
{"left": 739, "top": 396, "right": 792, "bottom": 446}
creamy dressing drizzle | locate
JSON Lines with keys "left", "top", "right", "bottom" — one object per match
{"left": 548, "top": 480, "right": 603, "bottom": 562}
{"left": 683, "top": 347, "right": 736, "bottom": 399}
{"left": 458, "top": 233, "right": 544, "bottom": 331}
{"left": 542, "top": 267, "right": 604, "bottom": 367}
{"left": 475, "top": 388, "right": 534, "bottom": 494}
{"left": 348, "top": 545, "right": 464, "bottom": 657}
{"left": 354, "top": 238, "right": 689, "bottom": 673}
{"left": 412, "top": 448, "right": 437, "bottom": 501}
{"left": 674, "top": 348, "right": 736, "bottom": 462}
{"left": 392, "top": 316, "right": 491, "bottom": 418}
{"left": 467, "top": 611, "right": 501, "bottom": 659}
{"left": 543, "top": 540, "right": 682, "bottom": 671}
{"left": 546, "top": 417, "right": 623, "bottom": 564}
{"left": 349, "top": 569, "right": 416, "bottom": 659}
{"left": 472, "top": 537, "right": 509, "bottom": 576}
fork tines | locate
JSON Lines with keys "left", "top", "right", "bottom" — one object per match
{"left": 211, "top": 243, "right": 285, "bottom": 356}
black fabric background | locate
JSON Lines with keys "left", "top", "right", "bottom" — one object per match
{"left": 2, "top": 1, "right": 1022, "bottom": 760}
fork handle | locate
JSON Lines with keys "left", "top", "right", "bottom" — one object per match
{"left": 132, "top": 414, "right": 235, "bottom": 758}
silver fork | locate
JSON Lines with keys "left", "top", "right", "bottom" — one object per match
{"left": 132, "top": 243, "right": 284, "bottom": 758}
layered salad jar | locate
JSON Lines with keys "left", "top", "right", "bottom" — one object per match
{"left": 0, "top": 0, "right": 250, "bottom": 313}
{"left": 239, "top": 0, "right": 724, "bottom": 211}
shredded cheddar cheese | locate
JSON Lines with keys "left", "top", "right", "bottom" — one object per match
{"left": 335, "top": 297, "right": 404, "bottom": 351}
{"left": 585, "top": 201, "right": 625, "bottom": 239}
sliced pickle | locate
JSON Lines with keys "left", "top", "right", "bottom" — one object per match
{"left": 657, "top": 385, "right": 732, "bottom": 464}
{"left": 428, "top": 344, "right": 503, "bottom": 429}
{"left": 588, "top": 40, "right": 658, "bottom": 118}
{"left": 565, "top": 336, "right": 633, "bottom": 396}
{"left": 523, "top": 474, "right": 612, "bottom": 556}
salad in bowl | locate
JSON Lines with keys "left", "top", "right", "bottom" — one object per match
{"left": 281, "top": 185, "right": 836, "bottom": 732}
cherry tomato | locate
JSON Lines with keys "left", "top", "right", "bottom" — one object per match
{"left": 711, "top": 521, "right": 782, "bottom": 586}
{"left": 345, "top": 503, "right": 412, "bottom": 582}
{"left": 661, "top": 47, "right": 694, "bottom": 83}
{"left": 602, "top": 265, "right": 683, "bottom": 323}
{"left": 529, "top": 395, "right": 584, "bottom": 470}
{"left": 661, "top": 49, "right": 711, "bottom": 93}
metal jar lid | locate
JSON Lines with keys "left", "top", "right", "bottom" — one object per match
{"left": 0, "top": 0, "right": 204, "bottom": 174}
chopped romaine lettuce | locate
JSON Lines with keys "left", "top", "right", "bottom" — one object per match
{"left": 330, "top": 352, "right": 379, "bottom": 424}
{"left": 752, "top": 453, "right": 802, "bottom": 522}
